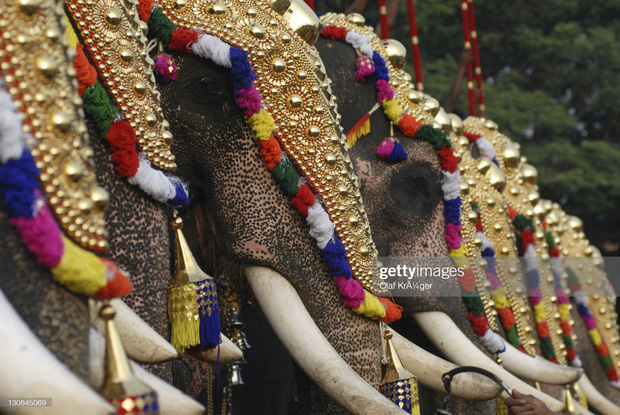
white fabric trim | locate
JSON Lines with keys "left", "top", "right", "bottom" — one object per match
{"left": 127, "top": 153, "right": 177, "bottom": 203}
{"left": 573, "top": 289, "right": 588, "bottom": 307}
{"left": 524, "top": 244, "right": 539, "bottom": 272}
{"left": 481, "top": 330, "right": 506, "bottom": 354}
{"left": 477, "top": 232, "right": 494, "bottom": 252}
{"left": 441, "top": 170, "right": 461, "bottom": 201}
{"left": 191, "top": 34, "right": 232, "bottom": 68}
{"left": 345, "top": 30, "right": 373, "bottom": 57}
{"left": 307, "top": 201, "right": 335, "bottom": 250}
{"left": 475, "top": 137, "right": 496, "bottom": 160}
{"left": 0, "top": 89, "right": 28, "bottom": 163}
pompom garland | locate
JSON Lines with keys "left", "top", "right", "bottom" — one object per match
{"left": 510, "top": 208, "right": 557, "bottom": 362}
{"left": 154, "top": 53, "right": 177, "bottom": 84}
{"left": 140, "top": 7, "right": 400, "bottom": 323}
{"left": 72, "top": 41, "right": 188, "bottom": 207}
{"left": 471, "top": 203, "right": 522, "bottom": 350}
{"left": 566, "top": 267, "right": 620, "bottom": 385}
{"left": 0, "top": 86, "right": 131, "bottom": 299}
{"left": 321, "top": 25, "right": 504, "bottom": 353}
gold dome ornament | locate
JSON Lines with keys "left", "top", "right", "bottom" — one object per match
{"left": 281, "top": 0, "right": 320, "bottom": 46}
{"left": 168, "top": 213, "right": 221, "bottom": 355}
{"left": 99, "top": 304, "right": 160, "bottom": 413}
{"left": 381, "top": 39, "right": 407, "bottom": 71}
{"left": 379, "top": 325, "right": 421, "bottom": 414}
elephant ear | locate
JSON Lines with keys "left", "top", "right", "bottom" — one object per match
{"left": 0, "top": 0, "right": 130, "bottom": 298}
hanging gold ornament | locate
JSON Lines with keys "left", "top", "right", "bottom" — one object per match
{"left": 379, "top": 326, "right": 421, "bottom": 414}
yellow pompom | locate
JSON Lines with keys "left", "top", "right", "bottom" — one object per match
{"left": 588, "top": 329, "right": 602, "bottom": 346}
{"left": 449, "top": 246, "right": 469, "bottom": 268}
{"left": 558, "top": 303, "right": 570, "bottom": 321}
{"left": 533, "top": 302, "right": 546, "bottom": 323}
{"left": 382, "top": 99, "right": 404, "bottom": 124}
{"left": 490, "top": 286, "right": 507, "bottom": 298}
{"left": 353, "top": 291, "right": 387, "bottom": 320}
{"left": 50, "top": 236, "right": 107, "bottom": 295}
{"left": 247, "top": 109, "right": 276, "bottom": 141}
{"left": 492, "top": 296, "right": 510, "bottom": 310}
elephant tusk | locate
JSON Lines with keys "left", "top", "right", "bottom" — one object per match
{"left": 90, "top": 298, "right": 178, "bottom": 363}
{"left": 390, "top": 329, "right": 503, "bottom": 400}
{"left": 199, "top": 334, "right": 244, "bottom": 364}
{"left": 500, "top": 341, "right": 583, "bottom": 384}
{"left": 578, "top": 374, "right": 620, "bottom": 415}
{"left": 246, "top": 266, "right": 409, "bottom": 415}
{"left": 89, "top": 328, "right": 206, "bottom": 415}
{"left": 0, "top": 290, "right": 115, "bottom": 415}
{"left": 413, "top": 311, "right": 565, "bottom": 413}
{"left": 129, "top": 362, "right": 206, "bottom": 415}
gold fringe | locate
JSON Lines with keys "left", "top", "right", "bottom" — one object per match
{"left": 578, "top": 391, "right": 588, "bottom": 410}
{"left": 168, "top": 283, "right": 201, "bottom": 354}
{"left": 379, "top": 377, "right": 420, "bottom": 415}
{"left": 347, "top": 118, "right": 371, "bottom": 149}
{"left": 496, "top": 397, "right": 510, "bottom": 415}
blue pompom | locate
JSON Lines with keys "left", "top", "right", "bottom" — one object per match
{"left": 230, "top": 47, "right": 257, "bottom": 91}
{"left": 387, "top": 141, "right": 408, "bottom": 162}
{"left": 169, "top": 179, "right": 189, "bottom": 207}
{"left": 443, "top": 198, "right": 462, "bottom": 226}
{"left": 320, "top": 236, "right": 353, "bottom": 279}
{"left": 0, "top": 148, "right": 40, "bottom": 218}
{"left": 372, "top": 51, "right": 390, "bottom": 81}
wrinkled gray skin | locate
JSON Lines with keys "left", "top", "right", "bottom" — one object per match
{"left": 317, "top": 37, "right": 495, "bottom": 414}
{"left": 157, "top": 52, "right": 382, "bottom": 414}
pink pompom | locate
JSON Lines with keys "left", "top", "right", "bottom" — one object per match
{"left": 154, "top": 54, "right": 177, "bottom": 84}
{"left": 375, "top": 79, "right": 394, "bottom": 103}
{"left": 445, "top": 223, "right": 462, "bottom": 250}
{"left": 486, "top": 271, "right": 502, "bottom": 290}
{"left": 355, "top": 56, "right": 375, "bottom": 82}
{"left": 10, "top": 204, "right": 63, "bottom": 268}
{"left": 335, "top": 276, "right": 366, "bottom": 309}
{"left": 236, "top": 86, "right": 263, "bottom": 118}
{"left": 377, "top": 138, "right": 394, "bottom": 160}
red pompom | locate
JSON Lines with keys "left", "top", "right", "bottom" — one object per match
{"left": 378, "top": 297, "right": 403, "bottom": 324}
{"left": 321, "top": 26, "right": 348, "bottom": 41}
{"left": 398, "top": 113, "right": 424, "bottom": 137}
{"left": 74, "top": 44, "right": 98, "bottom": 96}
{"left": 107, "top": 121, "right": 139, "bottom": 177}
{"left": 137, "top": 0, "right": 155, "bottom": 23}
{"left": 170, "top": 28, "right": 200, "bottom": 53}
{"left": 468, "top": 312, "right": 490, "bottom": 337}
{"left": 458, "top": 267, "right": 476, "bottom": 293}
{"left": 521, "top": 229, "right": 536, "bottom": 250}
{"left": 536, "top": 322, "right": 550, "bottom": 339}
{"left": 257, "top": 136, "right": 283, "bottom": 171}
{"left": 437, "top": 146, "right": 459, "bottom": 173}
{"left": 291, "top": 183, "right": 316, "bottom": 217}
{"left": 548, "top": 246, "right": 560, "bottom": 257}
{"left": 93, "top": 259, "right": 132, "bottom": 299}
{"left": 497, "top": 307, "right": 516, "bottom": 329}
{"left": 464, "top": 131, "right": 481, "bottom": 142}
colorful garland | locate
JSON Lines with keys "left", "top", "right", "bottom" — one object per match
{"left": 566, "top": 267, "right": 620, "bottom": 386}
{"left": 472, "top": 202, "right": 522, "bottom": 350}
{"left": 0, "top": 85, "right": 130, "bottom": 298}
{"left": 67, "top": 26, "right": 189, "bottom": 207}
{"left": 543, "top": 223, "right": 580, "bottom": 366}
{"left": 507, "top": 205, "right": 557, "bottom": 362}
{"left": 140, "top": 6, "right": 401, "bottom": 323}
{"left": 321, "top": 25, "right": 505, "bottom": 353}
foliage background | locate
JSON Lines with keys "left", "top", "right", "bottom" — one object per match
{"left": 316, "top": 0, "right": 620, "bottom": 255}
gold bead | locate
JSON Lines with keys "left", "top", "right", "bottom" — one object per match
{"left": 119, "top": 48, "right": 133, "bottom": 64}
{"left": 208, "top": 1, "right": 227, "bottom": 15}
{"left": 521, "top": 163, "right": 538, "bottom": 185}
{"left": 503, "top": 143, "right": 520, "bottom": 169}
{"left": 138, "top": 21, "right": 149, "bottom": 36}
{"left": 162, "top": 130, "right": 173, "bottom": 146}
{"left": 483, "top": 119, "right": 498, "bottom": 130}
{"left": 175, "top": 0, "right": 187, "bottom": 8}
{"left": 297, "top": 70, "right": 308, "bottom": 80}
{"left": 308, "top": 125, "right": 320, "bottom": 138}
{"left": 350, "top": 215, "right": 360, "bottom": 227}
{"left": 273, "top": 58, "right": 286, "bottom": 73}
{"left": 488, "top": 163, "right": 506, "bottom": 192}
{"left": 407, "top": 90, "right": 421, "bottom": 104}
{"left": 460, "top": 181, "right": 469, "bottom": 195}
{"left": 246, "top": 6, "right": 257, "bottom": 16}
{"left": 134, "top": 81, "right": 146, "bottom": 95}
{"left": 422, "top": 95, "right": 440, "bottom": 117}
{"left": 65, "top": 162, "right": 85, "bottom": 182}
{"left": 36, "top": 56, "right": 59, "bottom": 79}
{"left": 474, "top": 237, "right": 482, "bottom": 248}
{"left": 288, "top": 94, "right": 302, "bottom": 109}
{"left": 325, "top": 153, "right": 337, "bottom": 166}
{"left": 493, "top": 222, "right": 503, "bottom": 232}
{"left": 51, "top": 111, "right": 72, "bottom": 135}
{"left": 467, "top": 210, "right": 478, "bottom": 224}
{"left": 346, "top": 13, "right": 366, "bottom": 26}
{"left": 476, "top": 157, "right": 492, "bottom": 174}
{"left": 338, "top": 185, "right": 348, "bottom": 197}
{"left": 105, "top": 8, "right": 122, "bottom": 28}
{"left": 466, "top": 178, "right": 476, "bottom": 187}
{"left": 487, "top": 197, "right": 496, "bottom": 207}
{"left": 145, "top": 113, "right": 158, "bottom": 128}
{"left": 78, "top": 198, "right": 94, "bottom": 214}
{"left": 524, "top": 325, "right": 533, "bottom": 333}
{"left": 265, "top": 0, "right": 291, "bottom": 15}
{"left": 18, "top": 0, "right": 41, "bottom": 15}
{"left": 360, "top": 246, "right": 370, "bottom": 256}
{"left": 248, "top": 23, "right": 266, "bottom": 39}
{"left": 528, "top": 190, "right": 540, "bottom": 206}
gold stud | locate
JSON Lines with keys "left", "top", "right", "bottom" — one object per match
{"left": 521, "top": 163, "right": 538, "bottom": 185}
{"left": 207, "top": 1, "right": 226, "bottom": 15}
{"left": 325, "top": 153, "right": 337, "bottom": 166}
{"left": 65, "top": 162, "right": 85, "bottom": 182}
{"left": 346, "top": 13, "right": 366, "bottom": 26}
{"left": 51, "top": 111, "right": 72, "bottom": 135}
{"left": 360, "top": 246, "right": 370, "bottom": 256}
{"left": 248, "top": 23, "right": 266, "bottom": 39}
{"left": 92, "top": 186, "right": 110, "bottom": 212}
{"left": 460, "top": 181, "right": 469, "bottom": 195}
{"left": 338, "top": 185, "right": 348, "bottom": 197}
{"left": 36, "top": 56, "right": 59, "bottom": 79}
{"left": 476, "top": 157, "right": 492, "bottom": 174}
{"left": 265, "top": 0, "right": 291, "bottom": 15}
{"left": 509, "top": 186, "right": 520, "bottom": 196}
{"left": 133, "top": 81, "right": 147, "bottom": 96}
{"left": 18, "top": 0, "right": 41, "bottom": 16}
{"left": 162, "top": 130, "right": 173, "bottom": 146}
{"left": 483, "top": 119, "right": 498, "bottom": 130}
{"left": 381, "top": 39, "right": 407, "bottom": 71}
{"left": 503, "top": 143, "right": 520, "bottom": 169}
{"left": 493, "top": 222, "right": 503, "bottom": 232}
{"left": 246, "top": 6, "right": 258, "bottom": 16}
{"left": 407, "top": 90, "right": 421, "bottom": 104}
{"left": 105, "top": 8, "right": 122, "bottom": 28}
{"left": 467, "top": 210, "right": 478, "bottom": 224}
{"left": 297, "top": 70, "right": 308, "bottom": 80}
{"left": 350, "top": 215, "right": 360, "bottom": 227}
{"left": 119, "top": 48, "right": 133, "bottom": 64}
{"left": 78, "top": 198, "right": 94, "bottom": 214}
{"left": 145, "top": 113, "right": 158, "bottom": 128}
{"left": 273, "top": 58, "right": 286, "bottom": 73}
{"left": 308, "top": 125, "right": 320, "bottom": 138}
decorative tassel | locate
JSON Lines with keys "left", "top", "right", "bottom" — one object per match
{"left": 380, "top": 326, "right": 421, "bottom": 414}
{"left": 346, "top": 102, "right": 381, "bottom": 148}
{"left": 355, "top": 55, "right": 376, "bottom": 82}
{"left": 98, "top": 303, "right": 160, "bottom": 414}
{"left": 377, "top": 122, "right": 407, "bottom": 162}
{"left": 168, "top": 214, "right": 221, "bottom": 354}
{"left": 496, "top": 397, "right": 509, "bottom": 415}
{"left": 153, "top": 53, "right": 177, "bottom": 84}
{"left": 564, "top": 384, "right": 575, "bottom": 414}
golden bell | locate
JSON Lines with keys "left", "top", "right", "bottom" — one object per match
{"left": 380, "top": 329, "right": 420, "bottom": 414}
{"left": 487, "top": 163, "right": 506, "bottom": 193}
{"left": 282, "top": 0, "right": 319, "bottom": 46}
{"left": 381, "top": 39, "right": 407, "bottom": 71}
{"left": 503, "top": 142, "right": 520, "bottom": 169}
{"left": 433, "top": 108, "right": 451, "bottom": 133}
{"left": 521, "top": 163, "right": 538, "bottom": 186}
{"left": 449, "top": 114, "right": 464, "bottom": 136}
{"left": 421, "top": 95, "right": 440, "bottom": 117}
{"left": 99, "top": 304, "right": 159, "bottom": 414}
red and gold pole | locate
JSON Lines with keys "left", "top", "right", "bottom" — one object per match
{"left": 460, "top": 0, "right": 476, "bottom": 117}
{"left": 405, "top": 0, "right": 424, "bottom": 91}
{"left": 467, "top": 0, "right": 486, "bottom": 117}
{"left": 378, "top": 0, "right": 390, "bottom": 39}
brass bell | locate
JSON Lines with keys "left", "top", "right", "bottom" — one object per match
{"left": 230, "top": 363, "right": 245, "bottom": 385}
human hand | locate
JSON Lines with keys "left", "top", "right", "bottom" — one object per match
{"left": 504, "top": 390, "right": 559, "bottom": 415}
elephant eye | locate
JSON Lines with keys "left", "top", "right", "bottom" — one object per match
{"left": 389, "top": 162, "right": 442, "bottom": 216}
